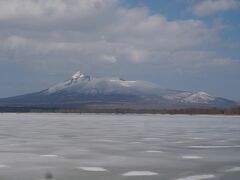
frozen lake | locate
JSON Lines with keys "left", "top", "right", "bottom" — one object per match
{"left": 0, "top": 113, "right": 240, "bottom": 180}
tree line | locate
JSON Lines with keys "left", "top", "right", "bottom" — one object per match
{"left": 0, "top": 106, "right": 240, "bottom": 115}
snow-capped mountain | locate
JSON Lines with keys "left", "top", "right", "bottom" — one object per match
{"left": 0, "top": 71, "right": 236, "bottom": 109}
{"left": 46, "top": 71, "right": 179, "bottom": 96}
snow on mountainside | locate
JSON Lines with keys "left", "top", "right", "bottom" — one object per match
{"left": 164, "top": 91, "right": 216, "bottom": 104}
{"left": 46, "top": 71, "right": 218, "bottom": 104}
{"left": 0, "top": 71, "right": 237, "bottom": 108}
{"left": 46, "top": 71, "right": 171, "bottom": 96}
{"left": 183, "top": 92, "right": 215, "bottom": 104}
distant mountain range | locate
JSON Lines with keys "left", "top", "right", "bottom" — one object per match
{"left": 0, "top": 71, "right": 237, "bottom": 110}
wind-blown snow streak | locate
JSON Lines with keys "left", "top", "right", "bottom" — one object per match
{"left": 0, "top": 164, "right": 10, "bottom": 168}
{"left": 189, "top": 145, "right": 240, "bottom": 149}
{"left": 225, "top": 167, "right": 240, "bottom": 172}
{"left": 122, "top": 171, "right": 158, "bottom": 176}
{"left": 176, "top": 174, "right": 215, "bottom": 180}
{"left": 181, "top": 155, "right": 203, "bottom": 159}
{"left": 77, "top": 167, "right": 108, "bottom": 172}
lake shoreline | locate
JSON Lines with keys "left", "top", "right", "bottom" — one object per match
{"left": 0, "top": 106, "right": 240, "bottom": 115}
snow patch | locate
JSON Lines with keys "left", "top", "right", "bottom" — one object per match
{"left": 110, "top": 79, "right": 137, "bottom": 87}
{"left": 41, "top": 154, "right": 59, "bottom": 158}
{"left": 72, "top": 71, "right": 85, "bottom": 79}
{"left": 225, "top": 167, "right": 240, "bottom": 172}
{"left": 165, "top": 92, "right": 192, "bottom": 100}
{"left": 143, "top": 137, "right": 159, "bottom": 141}
{"left": 165, "top": 91, "right": 215, "bottom": 104}
{"left": 181, "top": 155, "right": 203, "bottom": 159}
{"left": 191, "top": 137, "right": 207, "bottom": 140}
{"left": 146, "top": 150, "right": 163, "bottom": 153}
{"left": 130, "top": 142, "right": 142, "bottom": 144}
{"left": 189, "top": 145, "right": 240, "bottom": 149}
{"left": 183, "top": 92, "right": 215, "bottom": 104}
{"left": 176, "top": 174, "right": 215, "bottom": 180}
{"left": 122, "top": 171, "right": 158, "bottom": 176}
{"left": 0, "top": 164, "right": 10, "bottom": 168}
{"left": 77, "top": 167, "right": 108, "bottom": 172}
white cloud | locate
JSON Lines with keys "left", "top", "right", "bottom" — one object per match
{"left": 0, "top": 0, "right": 117, "bottom": 20}
{"left": 0, "top": 0, "right": 238, "bottom": 100}
{"left": 0, "top": 0, "right": 229, "bottom": 71}
{"left": 129, "top": 49, "right": 147, "bottom": 63}
{"left": 3, "top": 35, "right": 27, "bottom": 49}
{"left": 100, "top": 55, "right": 117, "bottom": 63}
{"left": 192, "top": 0, "right": 240, "bottom": 16}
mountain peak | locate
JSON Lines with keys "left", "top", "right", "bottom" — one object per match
{"left": 183, "top": 91, "right": 215, "bottom": 104}
{"left": 72, "top": 71, "right": 85, "bottom": 79}
{"left": 196, "top": 91, "right": 211, "bottom": 96}
{"left": 71, "top": 71, "right": 91, "bottom": 81}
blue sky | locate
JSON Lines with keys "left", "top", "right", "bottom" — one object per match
{"left": 0, "top": 0, "right": 239, "bottom": 101}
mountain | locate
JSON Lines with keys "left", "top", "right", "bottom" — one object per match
{"left": 0, "top": 71, "right": 237, "bottom": 110}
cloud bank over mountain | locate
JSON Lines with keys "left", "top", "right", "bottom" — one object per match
{"left": 0, "top": 0, "right": 217, "bottom": 65}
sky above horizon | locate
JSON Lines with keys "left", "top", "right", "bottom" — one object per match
{"left": 0, "top": 0, "right": 239, "bottom": 101}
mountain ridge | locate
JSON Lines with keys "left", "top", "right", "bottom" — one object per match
{"left": 0, "top": 71, "right": 237, "bottom": 109}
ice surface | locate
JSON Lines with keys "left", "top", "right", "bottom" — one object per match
{"left": 0, "top": 114, "right": 240, "bottom": 180}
